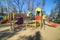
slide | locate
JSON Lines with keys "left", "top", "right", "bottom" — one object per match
{"left": 46, "top": 19, "right": 58, "bottom": 27}
{"left": 15, "top": 17, "right": 23, "bottom": 25}
{"left": 1, "top": 19, "right": 8, "bottom": 24}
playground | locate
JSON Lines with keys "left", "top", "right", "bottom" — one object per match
{"left": 0, "top": 0, "right": 60, "bottom": 40}
{"left": 0, "top": 7, "right": 60, "bottom": 40}
{"left": 0, "top": 23, "right": 60, "bottom": 40}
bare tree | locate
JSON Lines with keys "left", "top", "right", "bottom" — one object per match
{"left": 31, "top": 0, "right": 35, "bottom": 12}
{"left": 49, "top": 0, "right": 60, "bottom": 21}
{"left": 0, "top": 0, "right": 25, "bottom": 13}
{"left": 14, "top": 0, "right": 25, "bottom": 13}
{"left": 42, "top": 0, "right": 45, "bottom": 9}
{"left": 26, "top": 0, "right": 31, "bottom": 11}
{"left": 37, "top": 1, "right": 41, "bottom": 7}
{"left": 0, "top": 0, "right": 2, "bottom": 13}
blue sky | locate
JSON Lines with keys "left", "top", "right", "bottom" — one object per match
{"left": 44, "top": 0, "right": 55, "bottom": 15}
{"left": 30, "top": 0, "right": 55, "bottom": 15}
{"left": 0, "top": 0, "right": 56, "bottom": 15}
{"left": 23, "top": 0, "right": 56, "bottom": 15}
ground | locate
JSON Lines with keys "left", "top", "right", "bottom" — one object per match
{"left": 0, "top": 23, "right": 60, "bottom": 40}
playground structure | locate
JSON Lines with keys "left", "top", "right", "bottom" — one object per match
{"left": 8, "top": 7, "right": 43, "bottom": 31}
{"left": 0, "top": 15, "right": 9, "bottom": 24}
{"left": 0, "top": 7, "right": 58, "bottom": 31}
{"left": 6, "top": 7, "right": 58, "bottom": 31}
{"left": 9, "top": 11, "right": 27, "bottom": 31}
{"left": 16, "top": 7, "right": 43, "bottom": 29}
{"left": 1, "top": 16, "right": 8, "bottom": 24}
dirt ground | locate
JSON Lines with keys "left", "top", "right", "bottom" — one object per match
{"left": 0, "top": 24, "right": 60, "bottom": 40}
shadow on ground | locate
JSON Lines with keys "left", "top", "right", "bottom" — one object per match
{"left": 0, "top": 26, "right": 24, "bottom": 40}
{"left": 18, "top": 31, "right": 42, "bottom": 40}
{"left": 0, "top": 24, "right": 11, "bottom": 27}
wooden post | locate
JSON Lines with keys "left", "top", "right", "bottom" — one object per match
{"left": 35, "top": 20, "right": 37, "bottom": 28}
{"left": 10, "top": 14, "right": 12, "bottom": 31}
{"left": 8, "top": 14, "right": 10, "bottom": 23}
{"left": 10, "top": 13, "right": 14, "bottom": 31}
{"left": 40, "top": 11, "right": 43, "bottom": 28}
{"left": 12, "top": 12, "right": 15, "bottom": 30}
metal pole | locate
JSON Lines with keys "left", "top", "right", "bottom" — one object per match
{"left": 0, "top": 0, "right": 2, "bottom": 12}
